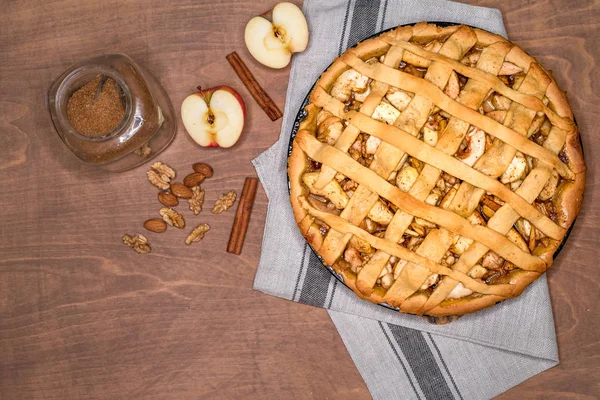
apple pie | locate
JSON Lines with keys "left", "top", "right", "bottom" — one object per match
{"left": 288, "top": 22, "right": 585, "bottom": 316}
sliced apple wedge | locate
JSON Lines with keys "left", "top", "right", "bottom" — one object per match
{"left": 245, "top": 2, "right": 309, "bottom": 69}
{"left": 181, "top": 86, "right": 246, "bottom": 148}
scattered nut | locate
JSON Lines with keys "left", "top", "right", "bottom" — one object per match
{"left": 128, "top": 160, "right": 233, "bottom": 253}
{"left": 147, "top": 170, "right": 170, "bottom": 190}
{"left": 160, "top": 207, "right": 185, "bottom": 228}
{"left": 183, "top": 172, "right": 206, "bottom": 188}
{"left": 147, "top": 162, "right": 176, "bottom": 190}
{"left": 143, "top": 218, "right": 167, "bottom": 233}
{"left": 192, "top": 163, "right": 213, "bottom": 178}
{"left": 170, "top": 182, "right": 193, "bottom": 199}
{"left": 189, "top": 186, "right": 205, "bottom": 215}
{"left": 212, "top": 190, "right": 237, "bottom": 214}
{"left": 151, "top": 162, "right": 176, "bottom": 179}
{"left": 185, "top": 223, "right": 210, "bottom": 245}
{"left": 158, "top": 192, "right": 179, "bottom": 207}
{"left": 122, "top": 233, "right": 151, "bottom": 254}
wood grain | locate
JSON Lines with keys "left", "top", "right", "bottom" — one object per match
{"left": 0, "top": 1, "right": 598, "bottom": 399}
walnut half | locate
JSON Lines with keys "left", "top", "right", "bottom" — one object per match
{"left": 159, "top": 207, "right": 185, "bottom": 228}
{"left": 147, "top": 162, "right": 176, "bottom": 190}
{"left": 151, "top": 162, "right": 176, "bottom": 179}
{"left": 185, "top": 223, "right": 210, "bottom": 245}
{"left": 212, "top": 190, "right": 237, "bottom": 214}
{"left": 122, "top": 233, "right": 151, "bottom": 254}
{"left": 188, "top": 186, "right": 205, "bottom": 215}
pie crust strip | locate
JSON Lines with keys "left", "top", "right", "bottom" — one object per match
{"left": 341, "top": 53, "right": 574, "bottom": 180}
{"left": 299, "top": 197, "right": 513, "bottom": 297}
{"left": 296, "top": 131, "right": 546, "bottom": 272}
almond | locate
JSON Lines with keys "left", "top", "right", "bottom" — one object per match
{"left": 158, "top": 192, "right": 179, "bottom": 207}
{"left": 192, "top": 163, "right": 213, "bottom": 178}
{"left": 171, "top": 182, "right": 193, "bottom": 199}
{"left": 183, "top": 172, "right": 206, "bottom": 188}
{"left": 143, "top": 218, "right": 167, "bottom": 233}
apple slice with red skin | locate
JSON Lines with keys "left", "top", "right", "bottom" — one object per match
{"left": 181, "top": 86, "right": 246, "bottom": 148}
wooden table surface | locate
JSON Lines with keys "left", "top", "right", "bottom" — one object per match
{"left": 1, "top": 0, "right": 598, "bottom": 398}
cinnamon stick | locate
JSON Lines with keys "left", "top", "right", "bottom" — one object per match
{"left": 227, "top": 177, "right": 259, "bottom": 255}
{"left": 226, "top": 52, "right": 283, "bottom": 121}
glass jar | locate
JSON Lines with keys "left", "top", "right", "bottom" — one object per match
{"left": 47, "top": 54, "right": 176, "bottom": 172}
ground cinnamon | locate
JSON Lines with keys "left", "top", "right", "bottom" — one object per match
{"left": 67, "top": 75, "right": 125, "bottom": 136}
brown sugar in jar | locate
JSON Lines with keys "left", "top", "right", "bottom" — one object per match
{"left": 66, "top": 75, "right": 126, "bottom": 137}
{"left": 47, "top": 54, "right": 176, "bottom": 172}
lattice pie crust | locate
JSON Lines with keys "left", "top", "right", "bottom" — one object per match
{"left": 288, "top": 23, "right": 585, "bottom": 316}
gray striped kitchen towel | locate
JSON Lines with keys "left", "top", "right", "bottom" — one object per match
{"left": 252, "top": 1, "right": 559, "bottom": 399}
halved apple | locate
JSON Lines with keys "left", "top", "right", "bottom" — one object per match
{"left": 181, "top": 86, "right": 246, "bottom": 148}
{"left": 245, "top": 2, "right": 309, "bottom": 69}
